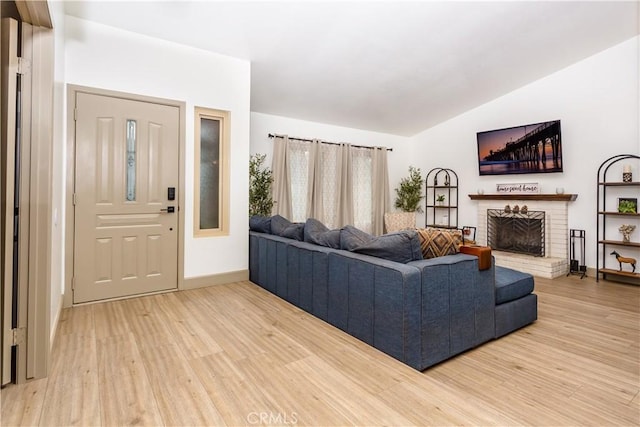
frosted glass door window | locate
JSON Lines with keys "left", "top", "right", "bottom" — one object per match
{"left": 199, "top": 117, "right": 220, "bottom": 229}
{"left": 194, "top": 106, "right": 229, "bottom": 237}
{"left": 126, "top": 119, "right": 136, "bottom": 201}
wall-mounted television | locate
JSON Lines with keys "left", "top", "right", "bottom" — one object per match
{"left": 477, "top": 120, "right": 562, "bottom": 176}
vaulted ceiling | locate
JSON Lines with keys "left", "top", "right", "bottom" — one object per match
{"left": 64, "top": 1, "right": 639, "bottom": 136}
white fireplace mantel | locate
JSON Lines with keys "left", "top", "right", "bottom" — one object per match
{"left": 468, "top": 194, "right": 578, "bottom": 202}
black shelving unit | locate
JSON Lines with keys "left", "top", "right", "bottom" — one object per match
{"left": 425, "top": 168, "right": 458, "bottom": 229}
{"left": 596, "top": 154, "right": 640, "bottom": 284}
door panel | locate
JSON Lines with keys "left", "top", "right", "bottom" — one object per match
{"left": 73, "top": 93, "right": 179, "bottom": 303}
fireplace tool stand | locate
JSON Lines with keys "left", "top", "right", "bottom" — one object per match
{"left": 568, "top": 229, "right": 587, "bottom": 279}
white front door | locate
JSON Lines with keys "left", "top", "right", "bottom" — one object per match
{"left": 73, "top": 92, "right": 180, "bottom": 303}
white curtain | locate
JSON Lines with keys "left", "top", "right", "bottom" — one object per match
{"left": 271, "top": 136, "right": 292, "bottom": 218}
{"left": 271, "top": 135, "right": 389, "bottom": 234}
{"left": 371, "top": 147, "right": 390, "bottom": 235}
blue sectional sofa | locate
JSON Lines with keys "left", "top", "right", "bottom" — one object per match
{"left": 249, "top": 228, "right": 537, "bottom": 371}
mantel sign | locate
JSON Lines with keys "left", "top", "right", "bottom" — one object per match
{"left": 496, "top": 183, "right": 540, "bottom": 194}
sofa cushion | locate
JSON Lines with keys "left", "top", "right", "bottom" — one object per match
{"left": 304, "top": 218, "right": 341, "bottom": 249}
{"left": 270, "top": 215, "right": 304, "bottom": 241}
{"left": 340, "top": 225, "right": 423, "bottom": 264}
{"left": 340, "top": 225, "right": 373, "bottom": 250}
{"left": 270, "top": 214, "right": 291, "bottom": 235}
{"left": 495, "top": 266, "right": 535, "bottom": 304}
{"left": 280, "top": 223, "right": 304, "bottom": 240}
{"left": 249, "top": 215, "right": 272, "bottom": 233}
{"left": 416, "top": 227, "right": 462, "bottom": 259}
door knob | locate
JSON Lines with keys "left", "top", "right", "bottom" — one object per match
{"left": 160, "top": 206, "right": 175, "bottom": 213}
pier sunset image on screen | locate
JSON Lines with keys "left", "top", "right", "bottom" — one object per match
{"left": 476, "top": 120, "right": 562, "bottom": 176}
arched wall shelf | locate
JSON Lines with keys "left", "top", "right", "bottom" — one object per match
{"left": 425, "top": 168, "right": 458, "bottom": 229}
{"left": 596, "top": 154, "right": 640, "bottom": 284}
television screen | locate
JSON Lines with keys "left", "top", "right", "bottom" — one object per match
{"left": 477, "top": 120, "right": 562, "bottom": 176}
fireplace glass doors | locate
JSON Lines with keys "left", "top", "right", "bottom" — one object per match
{"left": 487, "top": 209, "right": 545, "bottom": 257}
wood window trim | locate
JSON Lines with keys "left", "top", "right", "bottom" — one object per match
{"left": 194, "top": 106, "right": 230, "bottom": 237}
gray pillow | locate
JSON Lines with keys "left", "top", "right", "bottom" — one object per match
{"left": 249, "top": 216, "right": 272, "bottom": 233}
{"left": 280, "top": 223, "right": 304, "bottom": 241}
{"left": 343, "top": 226, "right": 423, "bottom": 263}
{"left": 270, "top": 215, "right": 291, "bottom": 236}
{"left": 304, "top": 218, "right": 340, "bottom": 248}
{"left": 340, "top": 225, "right": 374, "bottom": 250}
{"left": 270, "top": 215, "right": 304, "bottom": 240}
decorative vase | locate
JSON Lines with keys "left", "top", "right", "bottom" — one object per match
{"left": 619, "top": 224, "right": 636, "bottom": 243}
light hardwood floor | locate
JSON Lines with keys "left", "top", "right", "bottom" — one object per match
{"left": 1, "top": 274, "right": 639, "bottom": 426}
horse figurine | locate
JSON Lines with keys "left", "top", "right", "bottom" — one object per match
{"left": 610, "top": 251, "right": 637, "bottom": 273}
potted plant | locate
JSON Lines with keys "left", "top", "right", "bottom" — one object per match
{"left": 436, "top": 194, "right": 445, "bottom": 206}
{"left": 388, "top": 166, "right": 424, "bottom": 231}
{"left": 618, "top": 198, "right": 637, "bottom": 214}
{"left": 395, "top": 166, "right": 424, "bottom": 212}
{"left": 249, "top": 153, "right": 274, "bottom": 217}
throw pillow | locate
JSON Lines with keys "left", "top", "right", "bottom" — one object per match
{"left": 270, "top": 214, "right": 304, "bottom": 240}
{"left": 270, "top": 214, "right": 291, "bottom": 235}
{"left": 303, "top": 218, "right": 341, "bottom": 249}
{"left": 341, "top": 225, "right": 423, "bottom": 264}
{"left": 249, "top": 215, "right": 272, "bottom": 233}
{"left": 416, "top": 227, "right": 463, "bottom": 259}
{"left": 340, "top": 225, "right": 374, "bottom": 250}
{"left": 280, "top": 223, "right": 304, "bottom": 241}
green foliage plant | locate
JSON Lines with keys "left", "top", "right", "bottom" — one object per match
{"left": 618, "top": 199, "right": 637, "bottom": 214}
{"left": 249, "top": 153, "right": 274, "bottom": 217}
{"left": 395, "top": 166, "right": 424, "bottom": 212}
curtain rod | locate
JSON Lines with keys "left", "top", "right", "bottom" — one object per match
{"left": 268, "top": 133, "right": 392, "bottom": 152}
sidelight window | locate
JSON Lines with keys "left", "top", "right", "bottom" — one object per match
{"left": 194, "top": 107, "right": 230, "bottom": 236}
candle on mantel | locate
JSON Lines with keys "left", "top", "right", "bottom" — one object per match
{"left": 623, "top": 164, "right": 631, "bottom": 173}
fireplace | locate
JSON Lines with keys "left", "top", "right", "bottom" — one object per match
{"left": 487, "top": 209, "right": 545, "bottom": 257}
{"left": 469, "top": 193, "right": 577, "bottom": 278}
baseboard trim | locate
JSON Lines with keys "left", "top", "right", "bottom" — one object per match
{"left": 182, "top": 269, "right": 249, "bottom": 290}
{"left": 50, "top": 294, "right": 63, "bottom": 351}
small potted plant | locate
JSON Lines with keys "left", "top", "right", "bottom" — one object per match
{"left": 618, "top": 198, "right": 637, "bottom": 214}
{"left": 436, "top": 194, "right": 445, "bottom": 206}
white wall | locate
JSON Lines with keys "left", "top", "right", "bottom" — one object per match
{"left": 410, "top": 35, "right": 640, "bottom": 269}
{"left": 64, "top": 16, "right": 251, "bottom": 279}
{"left": 250, "top": 112, "right": 413, "bottom": 215}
